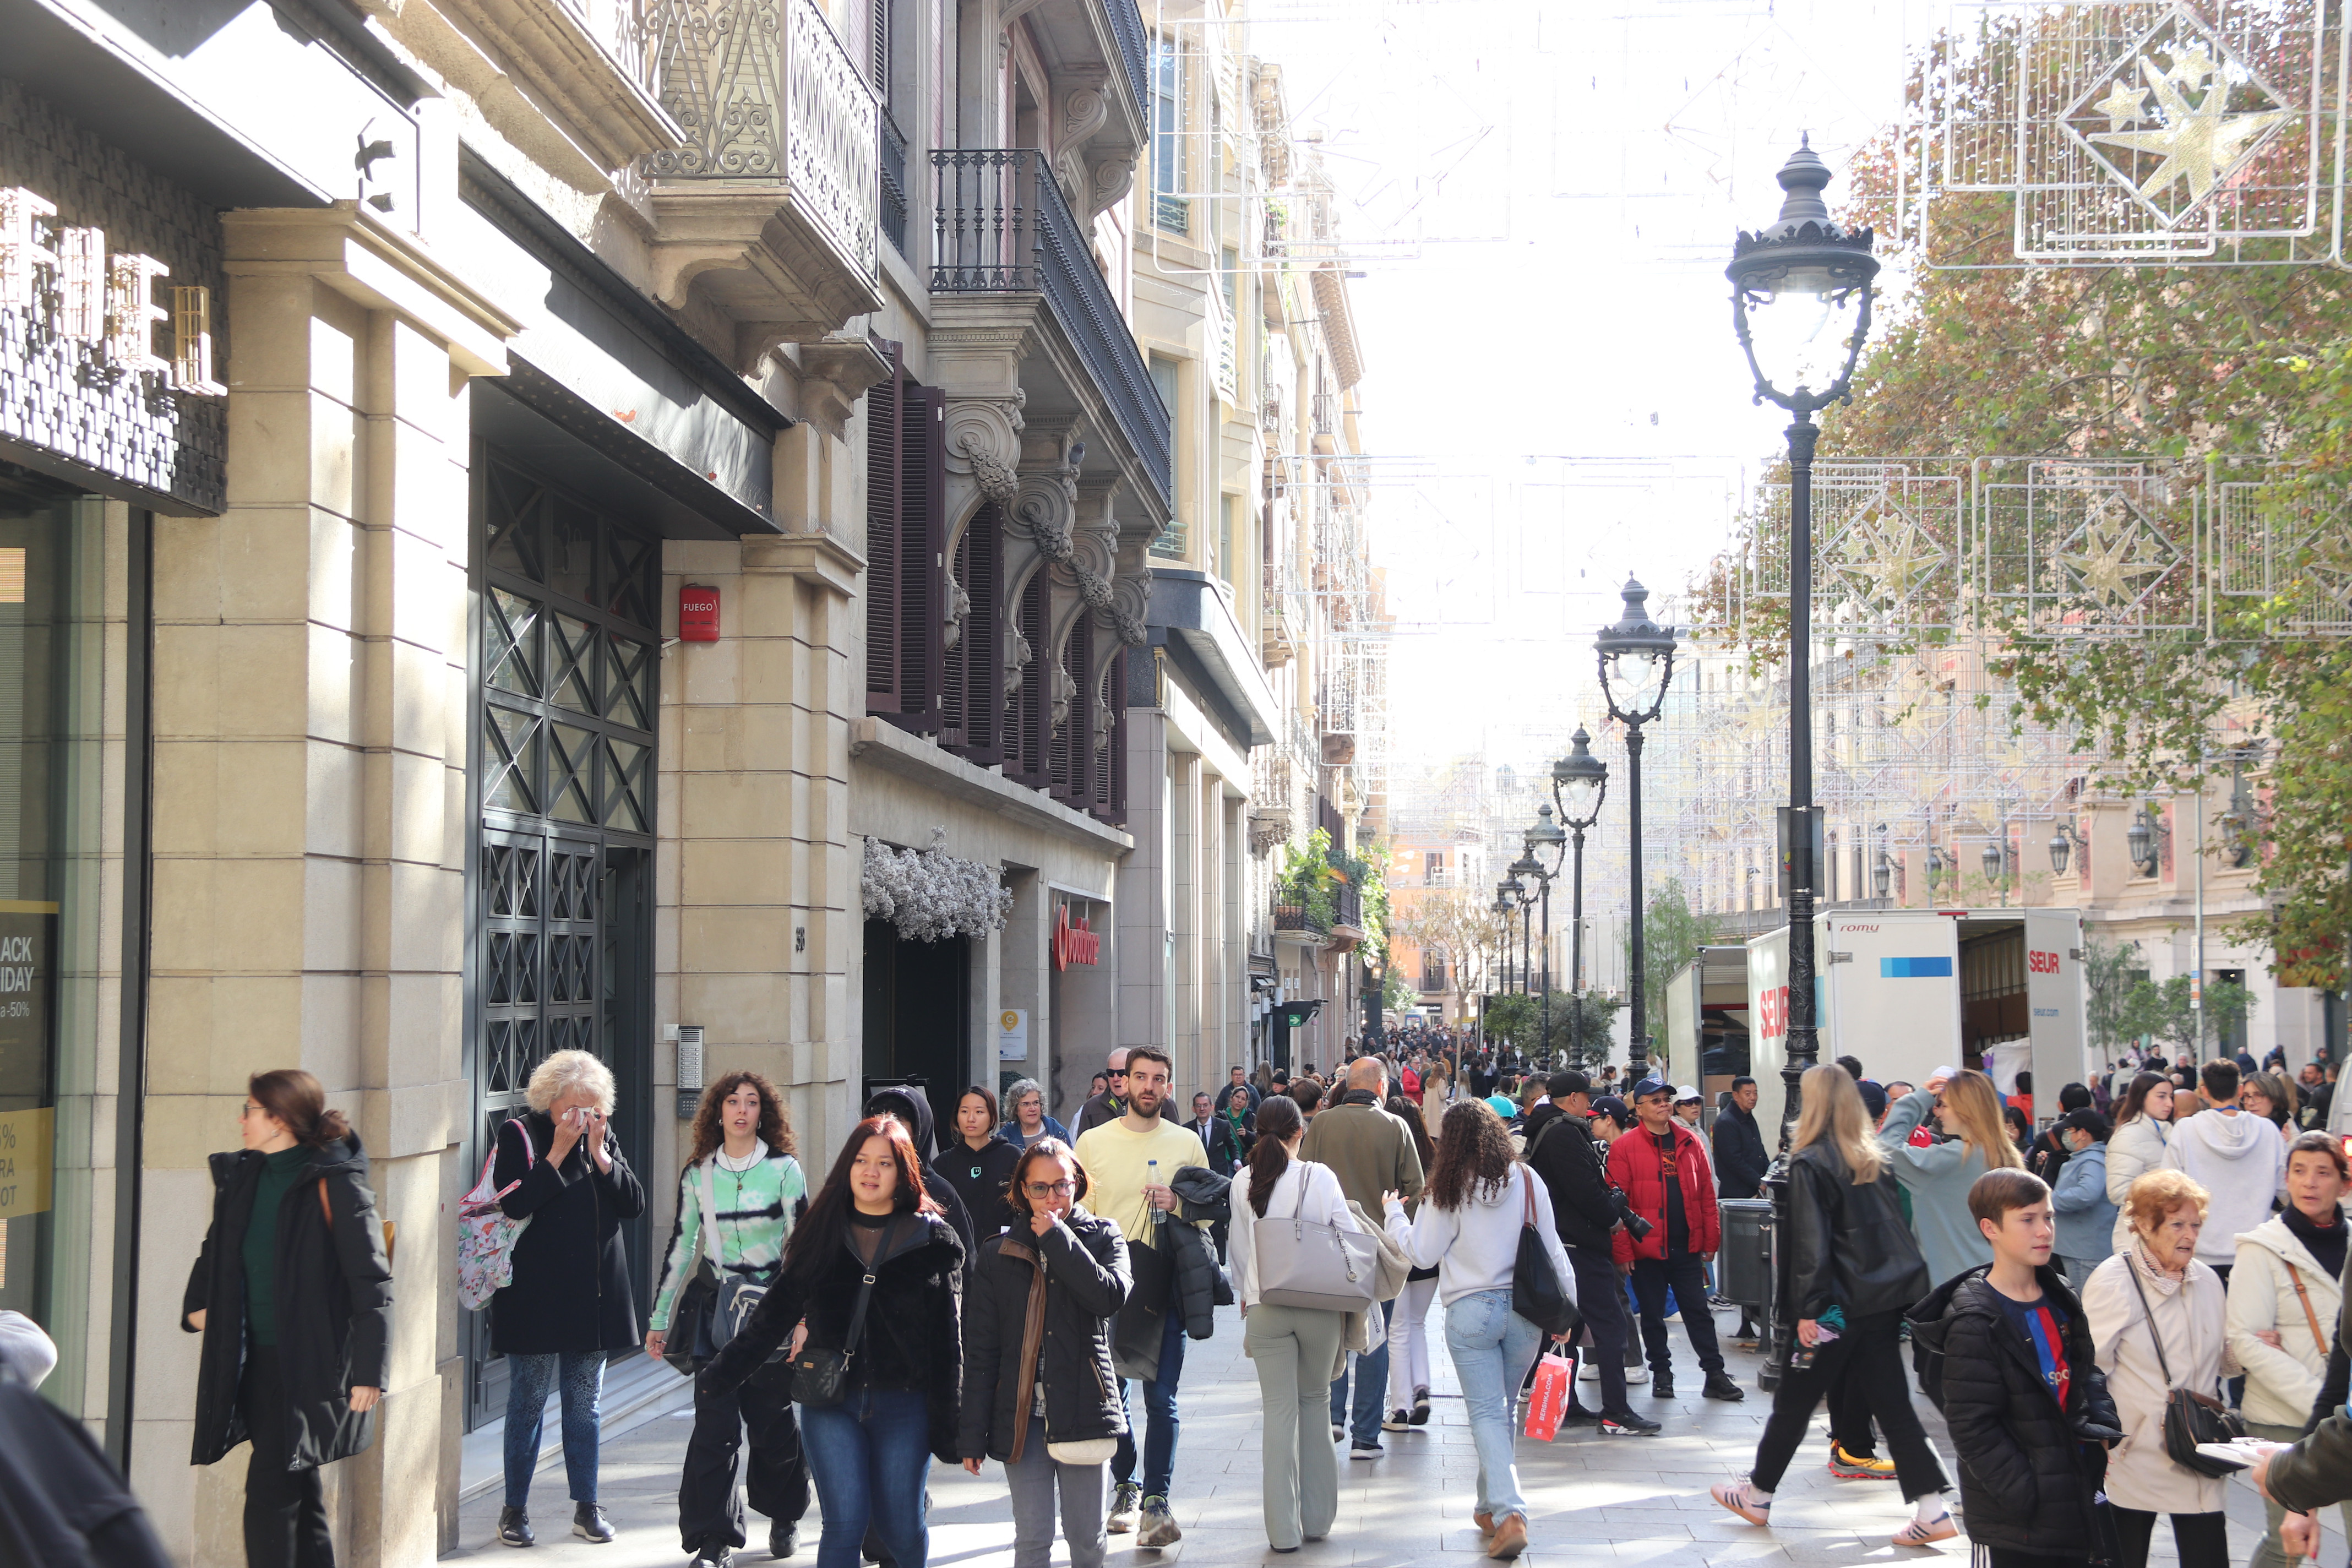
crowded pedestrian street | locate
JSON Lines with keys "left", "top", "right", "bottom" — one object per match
{"left": 445, "top": 1305, "right": 2298, "bottom": 1568}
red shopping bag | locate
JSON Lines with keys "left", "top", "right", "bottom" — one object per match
{"left": 1523, "top": 1351, "right": 1573, "bottom": 1442}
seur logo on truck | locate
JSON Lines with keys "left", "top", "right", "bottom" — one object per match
{"left": 1879, "top": 957, "right": 1954, "bottom": 978}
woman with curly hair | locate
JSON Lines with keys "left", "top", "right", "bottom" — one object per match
{"left": 648, "top": 1071, "right": 809, "bottom": 1566}
{"left": 1381, "top": 1099, "right": 1572, "bottom": 1562}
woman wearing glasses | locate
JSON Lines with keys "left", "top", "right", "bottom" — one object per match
{"left": 957, "top": 1140, "right": 1131, "bottom": 1568}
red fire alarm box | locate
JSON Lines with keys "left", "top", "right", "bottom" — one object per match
{"left": 679, "top": 584, "right": 720, "bottom": 642}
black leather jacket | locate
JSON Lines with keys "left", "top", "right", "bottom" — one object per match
{"left": 1522, "top": 1106, "right": 1618, "bottom": 1254}
{"left": 1786, "top": 1142, "right": 1930, "bottom": 1321}
{"left": 959, "top": 1209, "right": 1131, "bottom": 1462}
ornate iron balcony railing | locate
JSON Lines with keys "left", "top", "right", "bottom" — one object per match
{"left": 878, "top": 113, "right": 908, "bottom": 256}
{"left": 643, "top": 0, "right": 880, "bottom": 280}
{"left": 1104, "top": 0, "right": 1150, "bottom": 129}
{"left": 931, "top": 148, "right": 1172, "bottom": 511}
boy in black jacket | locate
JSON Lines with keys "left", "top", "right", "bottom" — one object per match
{"left": 1523, "top": 1070, "right": 1660, "bottom": 1436}
{"left": 1909, "top": 1169, "right": 2122, "bottom": 1568}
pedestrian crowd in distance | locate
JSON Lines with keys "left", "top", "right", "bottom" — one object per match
{"left": 29, "top": 1033, "right": 2352, "bottom": 1568}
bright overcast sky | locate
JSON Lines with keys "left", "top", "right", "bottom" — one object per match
{"left": 1235, "top": 0, "right": 1944, "bottom": 772}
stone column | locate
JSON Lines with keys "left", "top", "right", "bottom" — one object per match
{"left": 139, "top": 204, "right": 515, "bottom": 1567}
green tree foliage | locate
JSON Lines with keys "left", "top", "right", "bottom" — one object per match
{"left": 1627, "top": 879, "right": 1721, "bottom": 1029}
{"left": 1694, "top": 11, "right": 2352, "bottom": 988}
{"left": 2084, "top": 932, "right": 2143, "bottom": 1056}
{"left": 2119, "top": 973, "right": 2259, "bottom": 1058}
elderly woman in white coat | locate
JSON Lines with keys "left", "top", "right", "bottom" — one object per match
{"left": 2229, "top": 1130, "right": 2352, "bottom": 1568}
{"left": 1229, "top": 1092, "right": 1365, "bottom": 1555}
{"left": 2082, "top": 1168, "right": 2236, "bottom": 1568}
{"left": 2104, "top": 1073, "right": 2175, "bottom": 1253}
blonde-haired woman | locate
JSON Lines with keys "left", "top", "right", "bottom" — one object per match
{"left": 489, "top": 1049, "right": 647, "bottom": 1549}
{"left": 2082, "top": 1170, "right": 2235, "bottom": 1568}
{"left": 1713, "top": 1066, "right": 1953, "bottom": 1544}
{"left": 1877, "top": 1069, "right": 2025, "bottom": 1286}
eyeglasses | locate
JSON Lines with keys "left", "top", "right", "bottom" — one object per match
{"left": 1024, "top": 1180, "right": 1077, "bottom": 1198}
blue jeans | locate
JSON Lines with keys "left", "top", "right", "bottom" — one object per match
{"left": 1444, "top": 1289, "right": 1539, "bottom": 1525}
{"left": 503, "top": 1351, "right": 606, "bottom": 1508}
{"left": 798, "top": 1386, "right": 932, "bottom": 1568}
{"left": 1329, "top": 1304, "right": 1392, "bottom": 1444}
{"left": 1112, "top": 1308, "right": 1186, "bottom": 1500}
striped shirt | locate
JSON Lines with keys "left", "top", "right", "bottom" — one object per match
{"left": 649, "top": 1146, "right": 807, "bottom": 1331}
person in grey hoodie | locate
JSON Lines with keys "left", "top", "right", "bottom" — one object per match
{"left": 2047, "top": 1109, "right": 2116, "bottom": 1286}
{"left": 2160, "top": 1059, "right": 2285, "bottom": 1278}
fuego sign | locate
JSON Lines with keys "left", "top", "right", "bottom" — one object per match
{"left": 1052, "top": 905, "right": 1099, "bottom": 970}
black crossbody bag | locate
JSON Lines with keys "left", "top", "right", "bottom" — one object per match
{"left": 2121, "top": 1253, "right": 2245, "bottom": 1478}
{"left": 787, "top": 1220, "right": 896, "bottom": 1407}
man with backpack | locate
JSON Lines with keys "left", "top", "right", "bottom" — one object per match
{"left": 1523, "top": 1071, "right": 1660, "bottom": 1435}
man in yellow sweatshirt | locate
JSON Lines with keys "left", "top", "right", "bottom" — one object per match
{"left": 1075, "top": 1045, "right": 1207, "bottom": 1549}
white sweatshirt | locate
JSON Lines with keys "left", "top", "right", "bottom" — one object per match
{"left": 1230, "top": 1157, "right": 1362, "bottom": 1310}
{"left": 1382, "top": 1166, "right": 1575, "bottom": 1310}
{"left": 2160, "top": 1106, "right": 2286, "bottom": 1265}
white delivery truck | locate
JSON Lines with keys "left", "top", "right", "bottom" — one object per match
{"left": 1746, "top": 907, "right": 2089, "bottom": 1140}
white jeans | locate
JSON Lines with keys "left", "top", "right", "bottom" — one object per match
{"left": 1386, "top": 1276, "right": 1438, "bottom": 1407}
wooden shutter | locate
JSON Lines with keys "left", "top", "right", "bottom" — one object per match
{"left": 1008, "top": 570, "right": 1053, "bottom": 790}
{"left": 864, "top": 349, "right": 905, "bottom": 712}
{"left": 944, "top": 502, "right": 1003, "bottom": 765}
{"left": 1052, "top": 614, "right": 1095, "bottom": 809}
{"left": 890, "top": 383, "right": 947, "bottom": 734}
{"left": 1093, "top": 644, "right": 1128, "bottom": 825}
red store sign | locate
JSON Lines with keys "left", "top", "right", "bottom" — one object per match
{"left": 1052, "top": 905, "right": 1100, "bottom": 971}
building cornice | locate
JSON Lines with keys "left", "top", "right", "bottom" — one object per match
{"left": 850, "top": 717, "right": 1134, "bottom": 854}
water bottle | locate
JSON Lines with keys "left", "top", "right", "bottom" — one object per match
{"left": 1148, "top": 1158, "right": 1166, "bottom": 1232}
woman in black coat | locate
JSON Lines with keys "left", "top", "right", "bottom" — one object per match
{"left": 182, "top": 1069, "right": 392, "bottom": 1568}
{"left": 958, "top": 1139, "right": 1131, "bottom": 1568}
{"left": 488, "top": 1049, "right": 646, "bottom": 1549}
{"left": 939, "top": 1085, "right": 1023, "bottom": 1239}
{"left": 703, "top": 1115, "right": 965, "bottom": 1568}
{"left": 1911, "top": 1262, "right": 2123, "bottom": 1566}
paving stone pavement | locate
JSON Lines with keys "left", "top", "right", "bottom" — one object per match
{"left": 445, "top": 1300, "right": 2333, "bottom": 1566}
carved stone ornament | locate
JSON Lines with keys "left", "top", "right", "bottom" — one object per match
{"left": 1011, "top": 469, "right": 1079, "bottom": 564}
{"left": 1088, "top": 155, "right": 1137, "bottom": 217}
{"left": 945, "top": 393, "right": 1025, "bottom": 503}
{"left": 1004, "top": 619, "right": 1031, "bottom": 701}
{"left": 1050, "top": 660, "right": 1075, "bottom": 729}
{"left": 943, "top": 571, "right": 972, "bottom": 651}
{"left": 1248, "top": 809, "right": 1290, "bottom": 858}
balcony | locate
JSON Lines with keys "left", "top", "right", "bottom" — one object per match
{"left": 641, "top": 0, "right": 884, "bottom": 366}
{"left": 1274, "top": 903, "right": 1329, "bottom": 941}
{"left": 931, "top": 149, "right": 1172, "bottom": 512}
{"left": 1103, "top": 0, "right": 1150, "bottom": 126}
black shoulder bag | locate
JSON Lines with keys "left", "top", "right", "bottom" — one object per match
{"left": 787, "top": 1220, "right": 896, "bottom": 1408}
{"left": 2121, "top": 1251, "right": 2245, "bottom": 1477}
{"left": 1510, "top": 1167, "right": 1580, "bottom": 1338}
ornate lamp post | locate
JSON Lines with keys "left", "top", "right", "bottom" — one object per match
{"left": 1509, "top": 850, "right": 1543, "bottom": 1010}
{"left": 1525, "top": 807, "right": 1569, "bottom": 1065}
{"left": 1729, "top": 134, "right": 1879, "bottom": 1392}
{"left": 1550, "top": 727, "right": 1608, "bottom": 1066}
{"left": 1596, "top": 579, "right": 1679, "bottom": 1075}
{"left": 1492, "top": 880, "right": 1522, "bottom": 998}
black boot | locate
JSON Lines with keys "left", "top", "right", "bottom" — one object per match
{"left": 771, "top": 1518, "right": 799, "bottom": 1559}
{"left": 497, "top": 1507, "right": 534, "bottom": 1548}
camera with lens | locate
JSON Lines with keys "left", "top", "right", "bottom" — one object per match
{"left": 1610, "top": 1188, "right": 1653, "bottom": 1242}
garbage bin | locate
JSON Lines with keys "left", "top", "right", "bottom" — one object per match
{"left": 1718, "top": 1198, "right": 1772, "bottom": 1308}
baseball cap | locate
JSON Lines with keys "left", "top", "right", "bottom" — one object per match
{"left": 1674, "top": 1085, "right": 1701, "bottom": 1103}
{"left": 1630, "top": 1076, "right": 1673, "bottom": 1101}
{"left": 2057, "top": 1108, "right": 2111, "bottom": 1140}
{"left": 1856, "top": 1080, "right": 1890, "bottom": 1121}
{"left": 1589, "top": 1095, "right": 1630, "bottom": 1123}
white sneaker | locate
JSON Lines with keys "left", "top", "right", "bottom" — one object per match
{"left": 1577, "top": 1359, "right": 1601, "bottom": 1381}
{"left": 1136, "top": 1498, "right": 1182, "bottom": 1550}
{"left": 1625, "top": 1363, "right": 1650, "bottom": 1383}
{"left": 1108, "top": 1481, "right": 1141, "bottom": 1534}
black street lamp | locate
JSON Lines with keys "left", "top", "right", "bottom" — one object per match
{"left": 1551, "top": 727, "right": 1609, "bottom": 1067}
{"left": 1509, "top": 849, "right": 1544, "bottom": 1005}
{"left": 1526, "top": 805, "right": 1568, "bottom": 1064}
{"left": 1492, "top": 880, "right": 1521, "bottom": 994}
{"left": 1596, "top": 578, "right": 1678, "bottom": 1076}
{"left": 1729, "top": 134, "right": 1878, "bottom": 1392}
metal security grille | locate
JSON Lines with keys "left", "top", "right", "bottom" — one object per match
{"left": 468, "top": 445, "right": 660, "bottom": 1428}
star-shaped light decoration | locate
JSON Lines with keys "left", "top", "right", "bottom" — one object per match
{"left": 2056, "top": 493, "right": 2170, "bottom": 605}
{"left": 1836, "top": 494, "right": 1943, "bottom": 610}
{"left": 2094, "top": 80, "right": 2152, "bottom": 130}
{"left": 2088, "top": 38, "right": 2289, "bottom": 213}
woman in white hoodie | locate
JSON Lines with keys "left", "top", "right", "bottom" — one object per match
{"left": 1382, "top": 1099, "right": 1572, "bottom": 1564}
{"left": 2104, "top": 1073, "right": 2174, "bottom": 1252}
{"left": 2228, "top": 1131, "right": 2352, "bottom": 1568}
{"left": 1229, "top": 1092, "right": 1364, "bottom": 1555}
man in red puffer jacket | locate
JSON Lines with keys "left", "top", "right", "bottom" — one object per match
{"left": 1608, "top": 1077, "right": 1745, "bottom": 1402}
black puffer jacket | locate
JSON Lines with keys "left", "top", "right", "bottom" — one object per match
{"left": 1522, "top": 1107, "right": 1618, "bottom": 1254}
{"left": 1909, "top": 1266, "right": 2121, "bottom": 1558}
{"left": 181, "top": 1137, "right": 393, "bottom": 1468}
{"left": 1786, "top": 1142, "right": 1930, "bottom": 1321}
{"left": 1167, "top": 1166, "right": 1233, "bottom": 1336}
{"left": 491, "top": 1112, "right": 647, "bottom": 1354}
{"left": 704, "top": 1210, "right": 965, "bottom": 1462}
{"left": 959, "top": 1209, "right": 1131, "bottom": 1462}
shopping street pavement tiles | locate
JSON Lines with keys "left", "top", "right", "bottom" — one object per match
{"left": 447, "top": 1299, "right": 2332, "bottom": 1565}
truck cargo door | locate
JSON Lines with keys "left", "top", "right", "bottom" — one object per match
{"left": 2024, "top": 908, "right": 2088, "bottom": 1125}
{"left": 1819, "top": 912, "right": 1963, "bottom": 1097}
